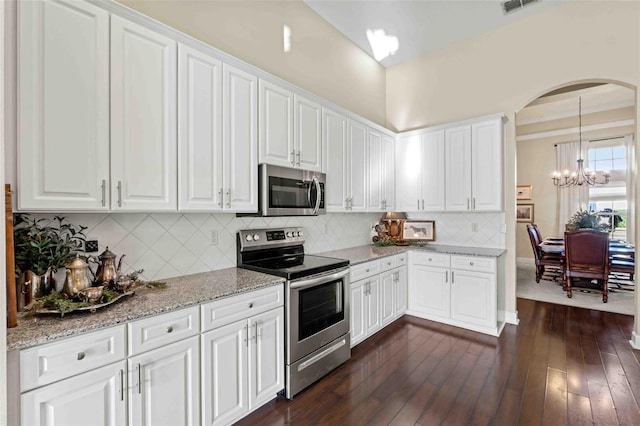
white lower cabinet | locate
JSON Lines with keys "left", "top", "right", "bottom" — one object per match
{"left": 350, "top": 254, "right": 407, "bottom": 348}
{"left": 202, "top": 306, "right": 284, "bottom": 426}
{"left": 21, "top": 361, "right": 127, "bottom": 426}
{"left": 129, "top": 336, "right": 200, "bottom": 426}
{"left": 407, "top": 251, "right": 502, "bottom": 336}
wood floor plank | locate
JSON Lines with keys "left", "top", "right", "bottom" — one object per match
{"left": 238, "top": 301, "right": 640, "bottom": 426}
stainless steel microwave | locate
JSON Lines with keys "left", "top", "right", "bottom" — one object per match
{"left": 258, "top": 164, "right": 325, "bottom": 216}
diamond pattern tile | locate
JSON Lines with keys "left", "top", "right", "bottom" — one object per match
{"left": 131, "top": 216, "right": 166, "bottom": 246}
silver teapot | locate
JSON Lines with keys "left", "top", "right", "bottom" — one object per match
{"left": 63, "top": 255, "right": 95, "bottom": 298}
{"left": 92, "top": 247, "right": 125, "bottom": 287}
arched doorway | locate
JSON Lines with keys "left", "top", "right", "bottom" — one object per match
{"left": 514, "top": 81, "right": 637, "bottom": 319}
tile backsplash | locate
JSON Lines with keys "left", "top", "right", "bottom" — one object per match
{"left": 28, "top": 211, "right": 505, "bottom": 281}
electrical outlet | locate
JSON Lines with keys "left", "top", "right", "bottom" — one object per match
{"left": 85, "top": 240, "right": 99, "bottom": 253}
{"left": 210, "top": 230, "right": 218, "bottom": 245}
{"left": 471, "top": 223, "right": 478, "bottom": 233}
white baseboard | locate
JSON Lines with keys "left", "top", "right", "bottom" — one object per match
{"left": 504, "top": 310, "right": 519, "bottom": 325}
{"left": 631, "top": 331, "right": 640, "bottom": 350}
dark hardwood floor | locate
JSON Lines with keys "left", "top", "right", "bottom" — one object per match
{"left": 237, "top": 298, "right": 640, "bottom": 425}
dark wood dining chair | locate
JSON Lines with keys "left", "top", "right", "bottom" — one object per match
{"left": 564, "top": 229, "right": 610, "bottom": 302}
{"left": 526, "top": 224, "right": 564, "bottom": 283}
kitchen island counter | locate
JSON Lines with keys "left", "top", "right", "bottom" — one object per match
{"left": 7, "top": 268, "right": 284, "bottom": 351}
{"left": 316, "top": 243, "right": 505, "bottom": 265}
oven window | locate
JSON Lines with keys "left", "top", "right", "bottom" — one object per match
{"left": 298, "top": 279, "right": 344, "bottom": 341}
{"left": 269, "top": 177, "right": 312, "bottom": 209}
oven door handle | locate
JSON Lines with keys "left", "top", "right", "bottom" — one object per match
{"left": 290, "top": 268, "right": 349, "bottom": 290}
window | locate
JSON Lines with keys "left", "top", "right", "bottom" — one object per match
{"left": 587, "top": 137, "right": 628, "bottom": 239}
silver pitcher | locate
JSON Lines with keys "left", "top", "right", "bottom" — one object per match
{"left": 63, "top": 255, "right": 95, "bottom": 298}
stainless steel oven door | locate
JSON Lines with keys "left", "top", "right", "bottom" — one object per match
{"left": 287, "top": 268, "right": 350, "bottom": 363}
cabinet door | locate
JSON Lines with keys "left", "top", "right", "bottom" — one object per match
{"left": 224, "top": 64, "right": 258, "bottom": 212}
{"left": 367, "top": 129, "right": 383, "bottom": 211}
{"left": 111, "top": 16, "right": 177, "bottom": 211}
{"left": 444, "top": 125, "right": 472, "bottom": 211}
{"left": 409, "top": 265, "right": 450, "bottom": 318}
{"left": 380, "top": 270, "right": 395, "bottom": 326}
{"left": 421, "top": 130, "right": 446, "bottom": 211}
{"left": 249, "top": 308, "right": 285, "bottom": 409}
{"left": 394, "top": 267, "right": 408, "bottom": 318}
{"left": 382, "top": 135, "right": 396, "bottom": 211}
{"left": 324, "top": 108, "right": 348, "bottom": 212}
{"left": 259, "top": 80, "right": 294, "bottom": 168}
{"left": 347, "top": 119, "right": 368, "bottom": 212}
{"left": 294, "top": 95, "right": 323, "bottom": 172}
{"left": 129, "top": 337, "right": 200, "bottom": 426}
{"left": 395, "top": 134, "right": 421, "bottom": 212}
{"left": 450, "top": 269, "right": 497, "bottom": 329}
{"left": 350, "top": 279, "right": 366, "bottom": 347}
{"left": 202, "top": 320, "right": 248, "bottom": 426}
{"left": 472, "top": 119, "right": 503, "bottom": 211}
{"left": 365, "top": 276, "right": 382, "bottom": 336}
{"left": 178, "top": 44, "right": 223, "bottom": 211}
{"left": 18, "top": 0, "right": 109, "bottom": 210}
{"left": 21, "top": 362, "right": 126, "bottom": 426}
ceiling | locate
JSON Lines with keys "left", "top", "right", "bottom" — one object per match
{"left": 304, "top": 0, "right": 566, "bottom": 67}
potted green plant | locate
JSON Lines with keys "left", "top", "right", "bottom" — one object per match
{"left": 13, "top": 214, "right": 87, "bottom": 306}
{"left": 566, "top": 210, "right": 610, "bottom": 232}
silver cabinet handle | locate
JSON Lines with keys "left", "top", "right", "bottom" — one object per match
{"left": 244, "top": 324, "right": 249, "bottom": 347}
{"left": 466, "top": 198, "right": 470, "bottom": 210}
{"left": 77, "top": 352, "right": 85, "bottom": 361}
{"left": 253, "top": 321, "right": 260, "bottom": 341}
{"left": 218, "top": 188, "right": 223, "bottom": 207}
{"left": 445, "top": 270, "right": 448, "bottom": 283}
{"left": 226, "top": 189, "right": 231, "bottom": 208}
{"left": 472, "top": 198, "right": 476, "bottom": 209}
{"left": 120, "top": 369, "right": 124, "bottom": 401}
{"left": 422, "top": 199, "right": 425, "bottom": 210}
{"left": 248, "top": 302, "right": 254, "bottom": 308}
{"left": 291, "top": 150, "right": 296, "bottom": 165}
{"left": 166, "top": 326, "right": 173, "bottom": 333}
{"left": 137, "top": 363, "right": 142, "bottom": 394}
{"left": 101, "top": 180, "right": 106, "bottom": 207}
{"left": 365, "top": 268, "right": 370, "bottom": 272}
{"left": 451, "top": 271, "right": 455, "bottom": 283}
{"left": 469, "top": 261, "right": 474, "bottom": 266}
{"left": 117, "top": 181, "right": 122, "bottom": 207}
{"left": 418, "top": 199, "right": 420, "bottom": 210}
{"left": 296, "top": 150, "right": 301, "bottom": 166}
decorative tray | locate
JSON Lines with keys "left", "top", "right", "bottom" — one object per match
{"left": 29, "top": 290, "right": 135, "bottom": 317}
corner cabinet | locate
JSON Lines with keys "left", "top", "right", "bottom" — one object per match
{"left": 17, "top": 0, "right": 110, "bottom": 210}
{"left": 178, "top": 43, "right": 257, "bottom": 213}
{"left": 367, "top": 130, "right": 395, "bottom": 212}
{"left": 407, "top": 251, "right": 504, "bottom": 336}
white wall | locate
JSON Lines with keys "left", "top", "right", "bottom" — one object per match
{"left": 386, "top": 0, "right": 640, "bottom": 324}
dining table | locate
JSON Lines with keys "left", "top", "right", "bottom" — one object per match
{"left": 538, "top": 237, "right": 635, "bottom": 258}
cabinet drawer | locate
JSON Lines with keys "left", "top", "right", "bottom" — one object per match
{"left": 380, "top": 256, "right": 395, "bottom": 272}
{"left": 394, "top": 253, "right": 408, "bottom": 268}
{"left": 451, "top": 255, "right": 496, "bottom": 274}
{"left": 350, "top": 260, "right": 380, "bottom": 281}
{"left": 201, "top": 285, "right": 284, "bottom": 332}
{"left": 20, "top": 325, "right": 126, "bottom": 392}
{"left": 128, "top": 306, "right": 200, "bottom": 356}
{"left": 412, "top": 252, "right": 450, "bottom": 268}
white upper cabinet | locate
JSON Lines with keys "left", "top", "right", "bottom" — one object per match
{"left": 367, "top": 129, "right": 383, "bottom": 212}
{"left": 324, "top": 108, "right": 348, "bottom": 212}
{"left": 111, "top": 15, "right": 177, "bottom": 211}
{"left": 445, "top": 125, "right": 472, "bottom": 211}
{"left": 347, "top": 119, "right": 368, "bottom": 212}
{"left": 445, "top": 117, "right": 503, "bottom": 212}
{"left": 259, "top": 80, "right": 323, "bottom": 172}
{"left": 259, "top": 80, "right": 293, "bottom": 167}
{"left": 395, "top": 130, "right": 444, "bottom": 212}
{"left": 18, "top": 0, "right": 110, "bottom": 210}
{"left": 223, "top": 64, "right": 259, "bottom": 212}
{"left": 178, "top": 44, "right": 257, "bottom": 213}
{"left": 382, "top": 135, "right": 396, "bottom": 212}
{"left": 178, "top": 44, "right": 223, "bottom": 211}
{"left": 471, "top": 119, "right": 503, "bottom": 211}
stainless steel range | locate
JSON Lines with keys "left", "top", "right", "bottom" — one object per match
{"left": 237, "top": 227, "right": 350, "bottom": 399}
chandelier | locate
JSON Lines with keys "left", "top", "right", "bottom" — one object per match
{"left": 551, "top": 97, "right": 611, "bottom": 188}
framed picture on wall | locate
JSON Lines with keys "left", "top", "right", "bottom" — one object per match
{"left": 401, "top": 220, "right": 436, "bottom": 241}
{"left": 516, "top": 185, "right": 533, "bottom": 200}
{"left": 516, "top": 204, "right": 534, "bottom": 223}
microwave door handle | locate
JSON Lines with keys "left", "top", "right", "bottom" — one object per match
{"left": 312, "top": 176, "right": 321, "bottom": 215}
{"left": 306, "top": 180, "right": 313, "bottom": 212}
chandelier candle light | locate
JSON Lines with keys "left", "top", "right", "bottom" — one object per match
{"left": 552, "top": 96, "right": 611, "bottom": 188}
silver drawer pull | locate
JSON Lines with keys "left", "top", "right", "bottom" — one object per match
{"left": 365, "top": 268, "right": 370, "bottom": 272}
{"left": 387, "top": 262, "right": 391, "bottom": 266}
{"left": 76, "top": 352, "right": 86, "bottom": 361}
{"left": 469, "top": 261, "right": 474, "bottom": 266}
{"left": 166, "top": 326, "right": 173, "bottom": 333}
{"left": 428, "top": 258, "right": 432, "bottom": 262}
{"left": 249, "top": 302, "right": 254, "bottom": 308}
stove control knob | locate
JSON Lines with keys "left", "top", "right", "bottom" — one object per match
{"left": 252, "top": 234, "right": 260, "bottom": 241}
{"left": 297, "top": 231, "right": 304, "bottom": 237}
{"left": 286, "top": 232, "right": 293, "bottom": 238}
{"left": 245, "top": 234, "right": 253, "bottom": 242}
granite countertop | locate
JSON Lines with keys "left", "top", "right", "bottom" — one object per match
{"left": 7, "top": 268, "right": 284, "bottom": 351}
{"left": 318, "top": 244, "right": 505, "bottom": 265}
